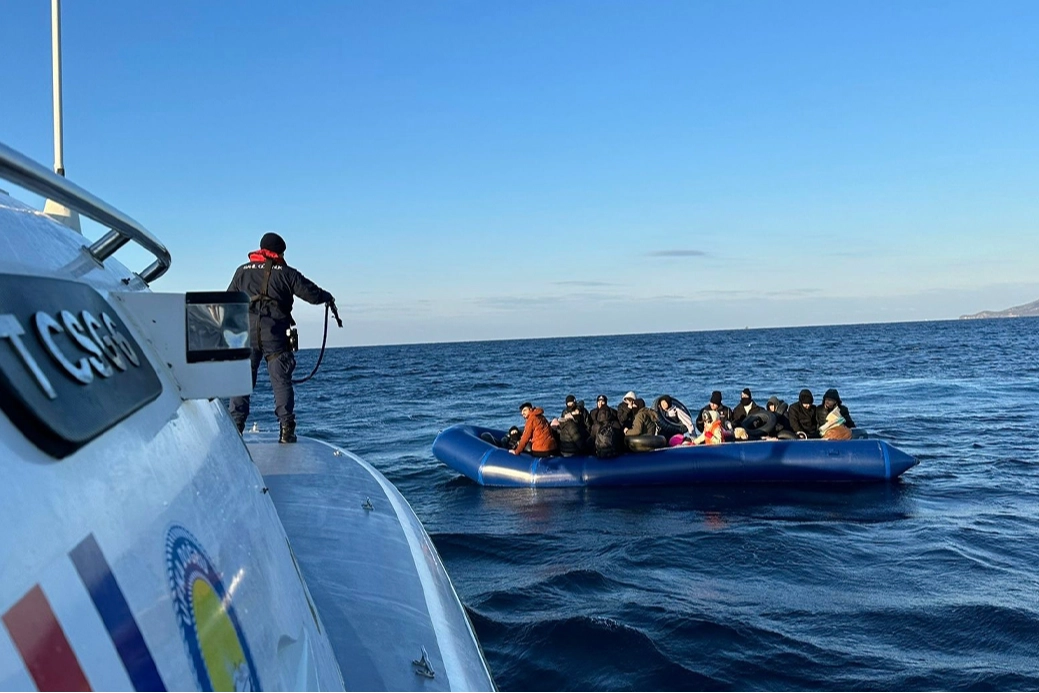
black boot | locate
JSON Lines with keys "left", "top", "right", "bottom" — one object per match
{"left": 279, "top": 420, "right": 297, "bottom": 444}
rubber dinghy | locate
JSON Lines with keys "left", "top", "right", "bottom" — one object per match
{"left": 432, "top": 424, "right": 918, "bottom": 487}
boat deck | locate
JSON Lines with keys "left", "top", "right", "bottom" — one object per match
{"left": 247, "top": 434, "right": 493, "bottom": 691}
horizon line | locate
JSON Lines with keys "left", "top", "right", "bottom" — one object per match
{"left": 295, "top": 314, "right": 1032, "bottom": 351}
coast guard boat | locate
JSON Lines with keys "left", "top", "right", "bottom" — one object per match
{"left": 0, "top": 142, "right": 494, "bottom": 690}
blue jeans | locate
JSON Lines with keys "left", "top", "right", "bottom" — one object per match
{"left": 228, "top": 348, "right": 297, "bottom": 426}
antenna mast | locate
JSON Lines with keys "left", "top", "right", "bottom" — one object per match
{"left": 51, "top": 0, "right": 66, "bottom": 176}
{"left": 43, "top": 0, "right": 81, "bottom": 231}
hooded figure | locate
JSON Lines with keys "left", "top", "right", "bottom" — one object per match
{"left": 561, "top": 394, "right": 593, "bottom": 428}
{"left": 557, "top": 395, "right": 590, "bottom": 456}
{"left": 817, "top": 388, "right": 856, "bottom": 429}
{"left": 617, "top": 391, "right": 639, "bottom": 429}
{"left": 656, "top": 395, "right": 695, "bottom": 435}
{"left": 766, "top": 396, "right": 794, "bottom": 437}
{"left": 788, "top": 389, "right": 820, "bottom": 439}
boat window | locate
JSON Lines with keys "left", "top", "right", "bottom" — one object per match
{"left": 185, "top": 292, "right": 251, "bottom": 363}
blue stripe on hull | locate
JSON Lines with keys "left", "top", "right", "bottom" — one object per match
{"left": 69, "top": 534, "right": 167, "bottom": 692}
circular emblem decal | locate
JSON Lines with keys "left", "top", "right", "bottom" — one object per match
{"left": 165, "top": 525, "right": 260, "bottom": 691}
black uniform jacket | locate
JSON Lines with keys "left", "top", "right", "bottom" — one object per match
{"left": 228, "top": 253, "right": 332, "bottom": 352}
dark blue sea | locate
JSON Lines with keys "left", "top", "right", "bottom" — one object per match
{"left": 253, "top": 318, "right": 1039, "bottom": 691}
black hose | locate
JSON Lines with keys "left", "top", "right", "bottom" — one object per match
{"left": 292, "top": 303, "right": 335, "bottom": 384}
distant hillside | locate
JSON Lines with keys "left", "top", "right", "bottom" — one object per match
{"left": 960, "top": 298, "right": 1039, "bottom": 319}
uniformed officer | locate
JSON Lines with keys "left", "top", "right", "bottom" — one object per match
{"left": 227, "top": 232, "right": 336, "bottom": 443}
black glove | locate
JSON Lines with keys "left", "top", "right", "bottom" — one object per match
{"left": 326, "top": 296, "right": 343, "bottom": 328}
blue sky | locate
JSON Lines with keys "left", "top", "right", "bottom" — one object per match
{"left": 4, "top": 1, "right": 1038, "bottom": 346}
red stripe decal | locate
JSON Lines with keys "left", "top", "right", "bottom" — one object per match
{"left": 2, "top": 585, "right": 92, "bottom": 692}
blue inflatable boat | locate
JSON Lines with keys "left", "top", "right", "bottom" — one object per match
{"left": 432, "top": 424, "right": 918, "bottom": 487}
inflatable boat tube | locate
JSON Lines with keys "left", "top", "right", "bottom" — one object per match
{"left": 432, "top": 424, "right": 917, "bottom": 488}
{"left": 625, "top": 434, "right": 668, "bottom": 452}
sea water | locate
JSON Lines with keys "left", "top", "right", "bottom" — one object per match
{"left": 251, "top": 318, "right": 1039, "bottom": 690}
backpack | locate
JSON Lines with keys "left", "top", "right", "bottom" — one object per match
{"left": 594, "top": 425, "right": 619, "bottom": 459}
{"left": 557, "top": 417, "right": 586, "bottom": 455}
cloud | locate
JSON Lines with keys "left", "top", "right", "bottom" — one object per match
{"left": 472, "top": 295, "right": 558, "bottom": 312}
{"left": 763, "top": 287, "right": 823, "bottom": 298}
{"left": 646, "top": 249, "right": 707, "bottom": 258}
{"left": 553, "top": 280, "right": 616, "bottom": 287}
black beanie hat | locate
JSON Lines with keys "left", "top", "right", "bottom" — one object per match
{"left": 710, "top": 390, "right": 723, "bottom": 405}
{"left": 742, "top": 388, "right": 752, "bottom": 399}
{"left": 799, "top": 389, "right": 814, "bottom": 404}
{"left": 565, "top": 394, "right": 577, "bottom": 405}
{"left": 823, "top": 388, "right": 841, "bottom": 404}
{"left": 260, "top": 232, "right": 287, "bottom": 255}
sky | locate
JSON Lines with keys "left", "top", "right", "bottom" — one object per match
{"left": 3, "top": 1, "right": 1038, "bottom": 347}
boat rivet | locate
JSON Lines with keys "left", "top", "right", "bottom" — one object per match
{"left": 362, "top": 497, "right": 374, "bottom": 512}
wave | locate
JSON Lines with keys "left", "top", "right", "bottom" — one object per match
{"left": 466, "top": 610, "right": 725, "bottom": 691}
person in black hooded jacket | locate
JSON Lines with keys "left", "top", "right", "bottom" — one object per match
{"left": 616, "top": 391, "right": 638, "bottom": 430}
{"left": 788, "top": 388, "right": 821, "bottom": 439}
{"left": 766, "top": 396, "right": 794, "bottom": 438}
{"left": 557, "top": 394, "right": 591, "bottom": 456}
{"left": 816, "top": 388, "right": 856, "bottom": 429}
{"left": 560, "top": 394, "right": 593, "bottom": 431}
{"left": 227, "top": 232, "right": 336, "bottom": 443}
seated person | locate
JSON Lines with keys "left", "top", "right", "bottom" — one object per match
{"left": 657, "top": 395, "right": 695, "bottom": 435}
{"left": 788, "top": 389, "right": 821, "bottom": 439}
{"left": 819, "top": 405, "right": 852, "bottom": 440}
{"left": 617, "top": 391, "right": 638, "bottom": 430}
{"left": 696, "top": 391, "right": 733, "bottom": 432}
{"left": 589, "top": 394, "right": 623, "bottom": 458}
{"left": 817, "top": 388, "right": 856, "bottom": 429}
{"left": 561, "top": 394, "right": 593, "bottom": 429}
{"left": 510, "top": 402, "right": 559, "bottom": 457}
{"left": 731, "top": 388, "right": 765, "bottom": 426}
{"left": 625, "top": 398, "right": 659, "bottom": 437}
{"left": 589, "top": 394, "right": 620, "bottom": 438}
{"left": 766, "top": 396, "right": 794, "bottom": 438}
{"left": 688, "top": 409, "right": 732, "bottom": 445}
{"left": 557, "top": 395, "right": 591, "bottom": 456}
{"left": 500, "top": 426, "right": 522, "bottom": 449}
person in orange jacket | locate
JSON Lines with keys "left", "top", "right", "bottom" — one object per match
{"left": 510, "top": 402, "right": 559, "bottom": 457}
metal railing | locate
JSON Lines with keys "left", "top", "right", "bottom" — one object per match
{"left": 0, "top": 141, "right": 171, "bottom": 284}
